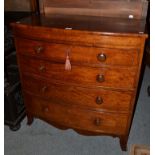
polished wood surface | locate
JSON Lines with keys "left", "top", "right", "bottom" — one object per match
{"left": 12, "top": 15, "right": 147, "bottom": 34}
{"left": 16, "top": 37, "right": 139, "bottom": 66}
{"left": 24, "top": 93, "right": 128, "bottom": 135}
{"left": 19, "top": 55, "right": 137, "bottom": 89}
{"left": 22, "top": 75, "right": 133, "bottom": 112}
{"left": 11, "top": 14, "right": 147, "bottom": 151}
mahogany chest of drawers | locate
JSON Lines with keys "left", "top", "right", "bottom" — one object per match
{"left": 11, "top": 15, "right": 147, "bottom": 151}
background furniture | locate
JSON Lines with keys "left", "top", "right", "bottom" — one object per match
{"left": 4, "top": 12, "right": 31, "bottom": 130}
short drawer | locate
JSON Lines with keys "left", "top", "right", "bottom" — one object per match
{"left": 22, "top": 75, "right": 133, "bottom": 112}
{"left": 24, "top": 93, "right": 128, "bottom": 135}
{"left": 19, "top": 55, "right": 137, "bottom": 89}
{"left": 16, "top": 38, "right": 139, "bottom": 66}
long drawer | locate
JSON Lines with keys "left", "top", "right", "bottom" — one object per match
{"left": 22, "top": 75, "right": 133, "bottom": 112}
{"left": 13, "top": 24, "right": 142, "bottom": 48}
{"left": 19, "top": 55, "right": 137, "bottom": 89}
{"left": 16, "top": 38, "right": 139, "bottom": 67}
{"left": 24, "top": 93, "right": 128, "bottom": 135}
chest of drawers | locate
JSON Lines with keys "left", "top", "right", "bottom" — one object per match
{"left": 11, "top": 15, "right": 147, "bottom": 151}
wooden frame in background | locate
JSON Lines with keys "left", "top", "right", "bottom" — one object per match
{"left": 29, "top": 0, "right": 148, "bottom": 19}
{"left": 30, "top": 0, "right": 40, "bottom": 15}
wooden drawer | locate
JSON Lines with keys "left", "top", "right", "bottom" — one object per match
{"left": 16, "top": 38, "right": 139, "bottom": 66}
{"left": 22, "top": 75, "right": 133, "bottom": 112}
{"left": 13, "top": 24, "right": 142, "bottom": 48}
{"left": 24, "top": 93, "right": 128, "bottom": 135}
{"left": 19, "top": 55, "right": 137, "bottom": 89}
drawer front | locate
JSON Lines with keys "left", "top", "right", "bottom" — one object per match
{"left": 22, "top": 75, "right": 133, "bottom": 112}
{"left": 16, "top": 38, "right": 139, "bottom": 66}
{"left": 24, "top": 93, "right": 128, "bottom": 135}
{"left": 19, "top": 56, "right": 137, "bottom": 89}
{"left": 13, "top": 24, "right": 142, "bottom": 48}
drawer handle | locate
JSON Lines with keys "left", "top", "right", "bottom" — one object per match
{"left": 96, "top": 96, "right": 103, "bottom": 105}
{"left": 96, "top": 74, "right": 104, "bottom": 82}
{"left": 41, "top": 86, "right": 47, "bottom": 93}
{"left": 65, "top": 50, "right": 71, "bottom": 71}
{"left": 97, "top": 53, "right": 106, "bottom": 62}
{"left": 35, "top": 46, "right": 44, "bottom": 54}
{"left": 39, "top": 65, "right": 45, "bottom": 72}
{"left": 94, "top": 118, "right": 101, "bottom": 126}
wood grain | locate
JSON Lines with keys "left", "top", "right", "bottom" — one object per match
{"left": 24, "top": 93, "right": 128, "bottom": 135}
{"left": 19, "top": 55, "right": 137, "bottom": 89}
{"left": 22, "top": 74, "right": 133, "bottom": 112}
{"left": 16, "top": 37, "right": 139, "bottom": 67}
{"left": 11, "top": 15, "right": 147, "bottom": 43}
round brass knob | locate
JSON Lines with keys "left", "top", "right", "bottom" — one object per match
{"left": 96, "top": 96, "right": 103, "bottom": 105}
{"left": 97, "top": 53, "right": 106, "bottom": 62}
{"left": 94, "top": 118, "right": 101, "bottom": 126}
{"left": 35, "top": 46, "right": 44, "bottom": 54}
{"left": 41, "top": 86, "right": 47, "bottom": 93}
{"left": 96, "top": 74, "right": 104, "bottom": 82}
{"left": 39, "top": 65, "right": 45, "bottom": 72}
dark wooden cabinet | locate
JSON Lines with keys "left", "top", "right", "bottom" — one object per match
{"left": 4, "top": 81, "right": 25, "bottom": 131}
{"left": 4, "top": 12, "right": 31, "bottom": 130}
{"left": 11, "top": 0, "right": 148, "bottom": 150}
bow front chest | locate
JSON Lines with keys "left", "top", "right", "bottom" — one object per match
{"left": 11, "top": 15, "right": 147, "bottom": 151}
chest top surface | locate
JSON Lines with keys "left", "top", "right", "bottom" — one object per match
{"left": 12, "top": 14, "right": 147, "bottom": 37}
